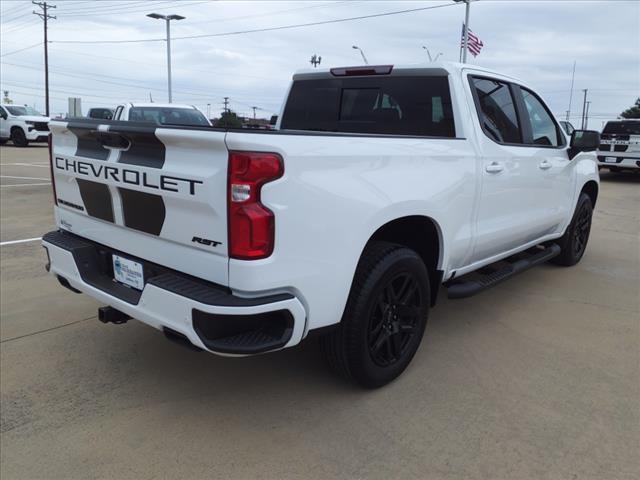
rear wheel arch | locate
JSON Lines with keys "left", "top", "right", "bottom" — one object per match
{"left": 365, "top": 215, "right": 443, "bottom": 306}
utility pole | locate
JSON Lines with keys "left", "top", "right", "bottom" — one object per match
{"left": 207, "top": 103, "right": 211, "bottom": 118}
{"left": 32, "top": 1, "right": 56, "bottom": 116}
{"left": 580, "top": 89, "right": 588, "bottom": 129}
{"left": 147, "top": 13, "right": 185, "bottom": 103}
{"left": 566, "top": 60, "right": 576, "bottom": 122}
{"left": 585, "top": 101, "right": 591, "bottom": 129}
{"left": 251, "top": 106, "right": 257, "bottom": 119}
{"left": 223, "top": 97, "right": 229, "bottom": 113}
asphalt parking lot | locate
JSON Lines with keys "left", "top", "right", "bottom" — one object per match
{"left": 0, "top": 144, "right": 638, "bottom": 480}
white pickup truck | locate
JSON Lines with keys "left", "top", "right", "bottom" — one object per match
{"left": 43, "top": 62, "right": 600, "bottom": 387}
{"left": 0, "top": 104, "right": 51, "bottom": 147}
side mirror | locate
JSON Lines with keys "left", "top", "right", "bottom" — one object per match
{"left": 0, "top": 112, "right": 6, "bottom": 120}
{"left": 269, "top": 115, "right": 278, "bottom": 126}
{"left": 568, "top": 130, "right": 600, "bottom": 160}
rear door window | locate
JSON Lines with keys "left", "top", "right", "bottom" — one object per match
{"left": 281, "top": 75, "right": 455, "bottom": 137}
{"left": 470, "top": 77, "right": 521, "bottom": 144}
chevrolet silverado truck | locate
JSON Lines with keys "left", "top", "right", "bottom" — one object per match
{"left": 597, "top": 119, "right": 640, "bottom": 171}
{"left": 42, "top": 62, "right": 600, "bottom": 388}
{"left": 0, "top": 104, "right": 50, "bottom": 147}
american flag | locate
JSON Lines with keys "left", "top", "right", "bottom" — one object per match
{"left": 461, "top": 24, "right": 484, "bottom": 57}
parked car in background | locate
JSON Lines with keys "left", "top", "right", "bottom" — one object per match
{"left": 559, "top": 120, "right": 575, "bottom": 136}
{"left": 113, "top": 103, "right": 211, "bottom": 126}
{"left": 597, "top": 119, "right": 640, "bottom": 171}
{"left": 0, "top": 104, "right": 50, "bottom": 147}
{"left": 87, "top": 107, "right": 114, "bottom": 120}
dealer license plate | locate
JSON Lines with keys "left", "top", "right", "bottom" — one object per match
{"left": 112, "top": 254, "right": 144, "bottom": 290}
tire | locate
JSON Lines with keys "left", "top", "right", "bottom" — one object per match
{"left": 10, "top": 128, "right": 28, "bottom": 147}
{"left": 552, "top": 193, "right": 593, "bottom": 266}
{"left": 321, "top": 241, "right": 430, "bottom": 388}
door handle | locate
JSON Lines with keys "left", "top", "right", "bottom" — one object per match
{"left": 539, "top": 160, "right": 552, "bottom": 170}
{"left": 485, "top": 162, "right": 504, "bottom": 174}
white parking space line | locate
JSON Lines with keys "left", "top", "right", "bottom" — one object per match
{"left": 0, "top": 237, "right": 42, "bottom": 247}
{"left": 1, "top": 175, "right": 51, "bottom": 181}
{"left": 1, "top": 182, "right": 51, "bottom": 188}
{"left": 1, "top": 163, "right": 49, "bottom": 168}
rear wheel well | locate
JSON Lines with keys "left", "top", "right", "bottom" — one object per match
{"left": 368, "top": 216, "right": 441, "bottom": 306}
{"left": 581, "top": 180, "right": 598, "bottom": 208}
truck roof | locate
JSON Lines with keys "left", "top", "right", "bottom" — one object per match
{"left": 124, "top": 102, "right": 197, "bottom": 109}
{"left": 292, "top": 61, "right": 525, "bottom": 85}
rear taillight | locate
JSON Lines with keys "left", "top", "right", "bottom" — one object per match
{"left": 228, "top": 151, "right": 283, "bottom": 260}
{"left": 48, "top": 133, "right": 57, "bottom": 205}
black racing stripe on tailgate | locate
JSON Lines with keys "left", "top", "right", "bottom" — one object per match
{"left": 112, "top": 125, "right": 166, "bottom": 168}
{"left": 118, "top": 188, "right": 166, "bottom": 235}
{"left": 67, "top": 125, "right": 110, "bottom": 161}
{"left": 76, "top": 179, "right": 114, "bottom": 222}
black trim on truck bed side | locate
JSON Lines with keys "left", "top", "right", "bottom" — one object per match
{"left": 42, "top": 230, "right": 293, "bottom": 307}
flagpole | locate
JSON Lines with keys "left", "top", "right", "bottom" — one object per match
{"left": 462, "top": 0, "right": 471, "bottom": 63}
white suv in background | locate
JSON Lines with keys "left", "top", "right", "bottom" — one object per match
{"left": 0, "top": 104, "right": 51, "bottom": 147}
{"left": 597, "top": 119, "right": 640, "bottom": 171}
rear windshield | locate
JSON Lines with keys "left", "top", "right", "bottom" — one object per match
{"left": 603, "top": 121, "right": 640, "bottom": 135}
{"left": 88, "top": 108, "right": 113, "bottom": 119}
{"left": 281, "top": 75, "right": 455, "bottom": 137}
{"left": 128, "top": 107, "right": 209, "bottom": 126}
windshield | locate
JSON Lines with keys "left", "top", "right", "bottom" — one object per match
{"left": 603, "top": 121, "right": 640, "bottom": 135}
{"left": 5, "top": 105, "right": 43, "bottom": 116}
{"left": 128, "top": 107, "right": 209, "bottom": 126}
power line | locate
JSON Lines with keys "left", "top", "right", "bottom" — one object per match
{"left": 50, "top": 2, "right": 457, "bottom": 44}
{"left": 0, "top": 42, "right": 43, "bottom": 57}
{"left": 56, "top": 0, "right": 208, "bottom": 17}
{"left": 1, "top": 61, "right": 275, "bottom": 108}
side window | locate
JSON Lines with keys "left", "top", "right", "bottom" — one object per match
{"left": 520, "top": 88, "right": 561, "bottom": 146}
{"left": 471, "top": 77, "right": 521, "bottom": 144}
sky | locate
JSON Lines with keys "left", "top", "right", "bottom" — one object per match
{"left": 1, "top": 0, "right": 639, "bottom": 129}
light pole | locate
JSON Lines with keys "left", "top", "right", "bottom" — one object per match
{"left": 422, "top": 46, "right": 443, "bottom": 62}
{"left": 454, "top": 0, "right": 471, "bottom": 63}
{"left": 147, "top": 13, "right": 185, "bottom": 103}
{"left": 352, "top": 45, "right": 368, "bottom": 65}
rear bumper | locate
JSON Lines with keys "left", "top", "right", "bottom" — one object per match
{"left": 42, "top": 230, "right": 306, "bottom": 355}
{"left": 597, "top": 155, "right": 640, "bottom": 170}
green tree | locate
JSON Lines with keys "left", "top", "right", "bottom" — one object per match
{"left": 619, "top": 98, "right": 640, "bottom": 119}
{"left": 215, "top": 110, "right": 243, "bottom": 128}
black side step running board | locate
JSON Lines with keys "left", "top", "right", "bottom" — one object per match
{"left": 447, "top": 244, "right": 561, "bottom": 299}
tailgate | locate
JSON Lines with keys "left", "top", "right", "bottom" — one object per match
{"left": 49, "top": 120, "right": 230, "bottom": 285}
